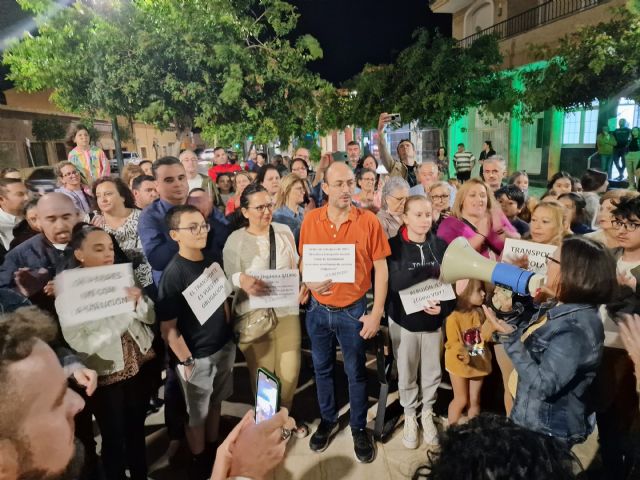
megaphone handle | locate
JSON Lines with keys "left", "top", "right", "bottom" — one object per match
{"left": 491, "top": 263, "right": 534, "bottom": 296}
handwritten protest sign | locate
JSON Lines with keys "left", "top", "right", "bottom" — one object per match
{"left": 249, "top": 269, "right": 299, "bottom": 309}
{"left": 399, "top": 279, "right": 456, "bottom": 315}
{"left": 302, "top": 244, "right": 355, "bottom": 283}
{"left": 55, "top": 263, "right": 135, "bottom": 327}
{"left": 182, "top": 262, "right": 232, "bottom": 325}
{"left": 502, "top": 239, "right": 557, "bottom": 275}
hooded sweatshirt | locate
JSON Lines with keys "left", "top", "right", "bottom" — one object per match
{"left": 387, "top": 226, "right": 455, "bottom": 332}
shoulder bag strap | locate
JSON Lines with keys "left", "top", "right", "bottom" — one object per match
{"left": 269, "top": 224, "right": 276, "bottom": 270}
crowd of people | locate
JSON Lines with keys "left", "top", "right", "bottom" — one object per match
{"left": 3, "top": 112, "right": 640, "bottom": 480}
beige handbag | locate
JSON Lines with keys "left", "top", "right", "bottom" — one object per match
{"left": 233, "top": 225, "right": 278, "bottom": 344}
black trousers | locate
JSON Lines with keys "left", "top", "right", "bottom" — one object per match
{"left": 89, "top": 361, "right": 156, "bottom": 480}
{"left": 456, "top": 171, "right": 471, "bottom": 183}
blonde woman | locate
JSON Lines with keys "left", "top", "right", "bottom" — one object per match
{"left": 121, "top": 163, "right": 144, "bottom": 189}
{"left": 528, "top": 201, "right": 566, "bottom": 246}
{"left": 273, "top": 174, "right": 306, "bottom": 245}
{"left": 436, "top": 178, "right": 518, "bottom": 258}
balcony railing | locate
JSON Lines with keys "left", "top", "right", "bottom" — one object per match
{"left": 458, "top": 0, "right": 605, "bottom": 48}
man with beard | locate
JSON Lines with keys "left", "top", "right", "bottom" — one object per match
{"left": 0, "top": 307, "right": 85, "bottom": 480}
{"left": 0, "top": 308, "right": 295, "bottom": 480}
{"left": 0, "top": 194, "right": 98, "bottom": 479}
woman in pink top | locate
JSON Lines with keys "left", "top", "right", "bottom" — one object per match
{"left": 437, "top": 178, "right": 518, "bottom": 258}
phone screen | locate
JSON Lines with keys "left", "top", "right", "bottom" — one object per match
{"left": 255, "top": 369, "right": 280, "bottom": 424}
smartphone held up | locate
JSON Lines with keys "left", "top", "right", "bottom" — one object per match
{"left": 255, "top": 367, "right": 281, "bottom": 424}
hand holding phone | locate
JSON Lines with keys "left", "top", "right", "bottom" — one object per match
{"left": 255, "top": 368, "right": 281, "bottom": 424}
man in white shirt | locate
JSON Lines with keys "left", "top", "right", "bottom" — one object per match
{"left": 0, "top": 178, "right": 29, "bottom": 251}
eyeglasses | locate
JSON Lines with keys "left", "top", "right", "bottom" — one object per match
{"left": 388, "top": 195, "right": 408, "bottom": 203}
{"left": 247, "top": 203, "right": 275, "bottom": 213}
{"left": 612, "top": 220, "right": 640, "bottom": 232}
{"left": 544, "top": 254, "right": 561, "bottom": 265}
{"left": 172, "top": 223, "right": 211, "bottom": 235}
{"left": 431, "top": 194, "right": 449, "bottom": 201}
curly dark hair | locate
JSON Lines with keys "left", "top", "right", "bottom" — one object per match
{"left": 413, "top": 414, "right": 579, "bottom": 480}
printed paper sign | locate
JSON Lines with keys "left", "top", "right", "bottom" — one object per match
{"left": 56, "top": 263, "right": 135, "bottom": 327}
{"left": 182, "top": 262, "right": 232, "bottom": 325}
{"left": 302, "top": 244, "right": 355, "bottom": 283}
{"left": 502, "top": 239, "right": 557, "bottom": 275}
{"left": 249, "top": 269, "right": 299, "bottom": 309}
{"left": 399, "top": 279, "right": 456, "bottom": 315}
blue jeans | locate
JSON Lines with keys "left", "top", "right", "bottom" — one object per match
{"left": 600, "top": 154, "right": 613, "bottom": 177}
{"left": 306, "top": 296, "right": 368, "bottom": 430}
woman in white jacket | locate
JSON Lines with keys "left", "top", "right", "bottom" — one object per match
{"left": 223, "top": 183, "right": 307, "bottom": 436}
{"left": 55, "top": 224, "right": 156, "bottom": 480}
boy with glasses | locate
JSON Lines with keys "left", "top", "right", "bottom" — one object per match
{"left": 157, "top": 204, "right": 234, "bottom": 479}
{"left": 595, "top": 194, "right": 640, "bottom": 477}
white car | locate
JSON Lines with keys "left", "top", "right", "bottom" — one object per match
{"left": 200, "top": 148, "right": 215, "bottom": 162}
{"left": 110, "top": 151, "right": 142, "bottom": 172}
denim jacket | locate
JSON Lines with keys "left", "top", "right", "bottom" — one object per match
{"left": 500, "top": 302, "right": 604, "bottom": 444}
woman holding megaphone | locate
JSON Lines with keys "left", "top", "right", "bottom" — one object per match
{"left": 482, "top": 236, "right": 617, "bottom": 445}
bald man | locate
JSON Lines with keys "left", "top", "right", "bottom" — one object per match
{"left": 0, "top": 193, "right": 82, "bottom": 300}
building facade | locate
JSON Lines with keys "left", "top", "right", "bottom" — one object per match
{"left": 0, "top": 88, "right": 203, "bottom": 170}
{"left": 430, "top": 0, "right": 632, "bottom": 182}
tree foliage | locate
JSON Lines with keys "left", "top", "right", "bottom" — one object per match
{"left": 518, "top": 8, "right": 640, "bottom": 114}
{"left": 3, "top": 0, "right": 329, "bottom": 147}
{"left": 319, "top": 30, "right": 514, "bottom": 133}
{"left": 31, "top": 118, "right": 66, "bottom": 142}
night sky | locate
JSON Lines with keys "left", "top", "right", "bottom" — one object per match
{"left": 289, "top": 0, "right": 451, "bottom": 84}
{"left": 0, "top": 0, "right": 451, "bottom": 90}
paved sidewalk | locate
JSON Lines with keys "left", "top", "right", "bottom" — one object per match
{"left": 140, "top": 353, "right": 599, "bottom": 479}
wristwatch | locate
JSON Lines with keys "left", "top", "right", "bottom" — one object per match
{"left": 180, "top": 356, "right": 195, "bottom": 367}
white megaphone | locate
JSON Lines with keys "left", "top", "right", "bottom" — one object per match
{"left": 440, "top": 237, "right": 545, "bottom": 296}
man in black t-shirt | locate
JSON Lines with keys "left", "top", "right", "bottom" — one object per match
{"left": 157, "top": 205, "right": 234, "bottom": 478}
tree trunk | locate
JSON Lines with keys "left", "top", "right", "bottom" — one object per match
{"left": 111, "top": 117, "right": 124, "bottom": 173}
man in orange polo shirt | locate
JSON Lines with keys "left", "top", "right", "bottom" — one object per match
{"left": 299, "top": 161, "right": 390, "bottom": 463}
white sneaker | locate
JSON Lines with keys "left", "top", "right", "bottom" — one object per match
{"left": 402, "top": 414, "right": 419, "bottom": 449}
{"left": 421, "top": 411, "right": 439, "bottom": 446}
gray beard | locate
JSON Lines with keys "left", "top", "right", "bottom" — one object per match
{"left": 17, "top": 439, "right": 85, "bottom": 480}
